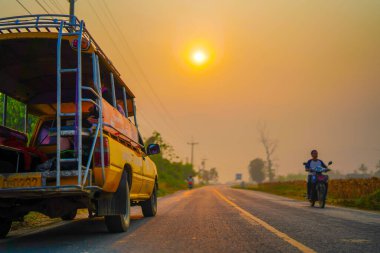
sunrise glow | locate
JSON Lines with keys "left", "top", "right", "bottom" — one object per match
{"left": 191, "top": 50, "right": 208, "bottom": 65}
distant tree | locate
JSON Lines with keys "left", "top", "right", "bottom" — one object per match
{"left": 144, "top": 131, "right": 196, "bottom": 190}
{"left": 258, "top": 124, "right": 278, "bottom": 182}
{"left": 209, "top": 167, "right": 218, "bottom": 182}
{"left": 145, "top": 131, "right": 178, "bottom": 161}
{"left": 0, "top": 92, "right": 38, "bottom": 140}
{"left": 248, "top": 158, "right": 266, "bottom": 183}
{"left": 373, "top": 160, "right": 380, "bottom": 178}
{"left": 199, "top": 169, "right": 210, "bottom": 184}
{"left": 358, "top": 163, "right": 368, "bottom": 174}
{"left": 198, "top": 168, "right": 218, "bottom": 184}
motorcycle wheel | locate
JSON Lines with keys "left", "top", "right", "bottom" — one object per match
{"left": 317, "top": 183, "right": 326, "bottom": 208}
{"left": 309, "top": 188, "right": 315, "bottom": 207}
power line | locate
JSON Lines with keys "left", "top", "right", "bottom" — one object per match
{"left": 187, "top": 140, "right": 199, "bottom": 170}
{"left": 50, "top": 0, "right": 65, "bottom": 14}
{"left": 41, "top": 0, "right": 57, "bottom": 14}
{"left": 16, "top": 0, "right": 32, "bottom": 15}
{"left": 96, "top": 2, "right": 189, "bottom": 161}
{"left": 100, "top": 0, "right": 185, "bottom": 132}
{"left": 100, "top": 0, "right": 187, "bottom": 141}
{"left": 35, "top": 0, "right": 49, "bottom": 14}
{"left": 137, "top": 107, "right": 158, "bottom": 131}
{"left": 51, "top": 0, "right": 65, "bottom": 14}
{"left": 85, "top": 3, "right": 169, "bottom": 135}
{"left": 92, "top": 1, "right": 172, "bottom": 126}
{"left": 86, "top": 1, "right": 184, "bottom": 143}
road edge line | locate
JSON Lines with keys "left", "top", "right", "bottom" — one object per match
{"left": 213, "top": 189, "right": 316, "bottom": 253}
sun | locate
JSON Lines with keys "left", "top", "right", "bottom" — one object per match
{"left": 191, "top": 50, "right": 208, "bottom": 65}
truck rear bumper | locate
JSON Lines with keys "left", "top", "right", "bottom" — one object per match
{"left": 0, "top": 185, "right": 102, "bottom": 199}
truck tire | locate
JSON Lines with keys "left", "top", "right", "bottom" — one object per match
{"left": 0, "top": 218, "right": 12, "bottom": 238}
{"left": 105, "top": 171, "right": 130, "bottom": 233}
{"left": 141, "top": 182, "right": 157, "bottom": 217}
{"left": 61, "top": 209, "right": 77, "bottom": 221}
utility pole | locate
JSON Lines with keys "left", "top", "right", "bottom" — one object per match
{"left": 187, "top": 139, "right": 198, "bottom": 170}
{"left": 201, "top": 158, "right": 207, "bottom": 170}
{"left": 199, "top": 158, "right": 207, "bottom": 183}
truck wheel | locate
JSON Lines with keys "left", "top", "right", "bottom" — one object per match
{"left": 105, "top": 171, "right": 130, "bottom": 232}
{"left": 61, "top": 209, "right": 77, "bottom": 221}
{"left": 141, "top": 182, "right": 157, "bottom": 217}
{"left": 0, "top": 218, "right": 12, "bottom": 238}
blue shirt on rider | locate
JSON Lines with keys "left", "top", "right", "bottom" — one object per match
{"left": 305, "top": 159, "right": 327, "bottom": 175}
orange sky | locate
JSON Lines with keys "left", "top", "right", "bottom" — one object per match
{"left": 2, "top": 0, "right": 380, "bottom": 182}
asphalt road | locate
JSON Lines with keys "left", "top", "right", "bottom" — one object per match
{"left": 1, "top": 185, "right": 379, "bottom": 253}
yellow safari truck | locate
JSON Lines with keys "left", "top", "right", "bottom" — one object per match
{"left": 0, "top": 14, "right": 160, "bottom": 237}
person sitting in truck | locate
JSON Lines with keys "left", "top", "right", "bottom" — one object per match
{"left": 102, "top": 87, "right": 126, "bottom": 115}
{"left": 87, "top": 87, "right": 126, "bottom": 124}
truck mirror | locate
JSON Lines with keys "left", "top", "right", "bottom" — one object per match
{"left": 147, "top": 144, "right": 160, "bottom": 155}
{"left": 328, "top": 161, "right": 333, "bottom": 165}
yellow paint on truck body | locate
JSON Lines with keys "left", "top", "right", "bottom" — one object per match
{"left": 29, "top": 116, "right": 157, "bottom": 201}
{"left": 94, "top": 136, "right": 157, "bottom": 199}
{"left": 94, "top": 135, "right": 157, "bottom": 198}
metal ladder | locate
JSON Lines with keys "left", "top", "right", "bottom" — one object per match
{"left": 56, "top": 20, "right": 105, "bottom": 188}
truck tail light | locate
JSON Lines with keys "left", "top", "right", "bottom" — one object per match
{"left": 71, "top": 38, "right": 90, "bottom": 51}
{"left": 94, "top": 137, "right": 110, "bottom": 167}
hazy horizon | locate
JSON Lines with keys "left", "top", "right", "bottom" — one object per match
{"left": 1, "top": 0, "right": 379, "bottom": 182}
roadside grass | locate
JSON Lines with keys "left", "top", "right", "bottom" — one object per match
{"left": 10, "top": 208, "right": 88, "bottom": 233}
{"left": 155, "top": 159, "right": 197, "bottom": 197}
{"left": 157, "top": 181, "right": 187, "bottom": 196}
{"left": 234, "top": 177, "right": 380, "bottom": 211}
{"left": 158, "top": 181, "right": 202, "bottom": 197}
{"left": 10, "top": 212, "right": 61, "bottom": 232}
{"left": 156, "top": 171, "right": 189, "bottom": 197}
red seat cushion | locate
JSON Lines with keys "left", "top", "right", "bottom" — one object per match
{"left": 0, "top": 125, "right": 28, "bottom": 146}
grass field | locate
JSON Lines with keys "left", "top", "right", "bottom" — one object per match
{"left": 235, "top": 177, "right": 380, "bottom": 211}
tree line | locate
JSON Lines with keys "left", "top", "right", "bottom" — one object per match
{"left": 0, "top": 93, "right": 38, "bottom": 139}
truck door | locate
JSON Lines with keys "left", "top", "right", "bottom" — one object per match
{"left": 123, "top": 147, "right": 143, "bottom": 196}
{"left": 140, "top": 154, "right": 155, "bottom": 197}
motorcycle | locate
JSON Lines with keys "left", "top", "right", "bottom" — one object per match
{"left": 304, "top": 161, "right": 332, "bottom": 208}
{"left": 186, "top": 177, "right": 194, "bottom": 190}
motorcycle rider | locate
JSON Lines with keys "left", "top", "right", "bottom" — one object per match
{"left": 305, "top": 150, "right": 327, "bottom": 200}
{"left": 186, "top": 175, "right": 194, "bottom": 189}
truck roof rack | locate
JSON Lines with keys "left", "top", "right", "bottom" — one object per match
{"left": 0, "top": 14, "right": 134, "bottom": 98}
